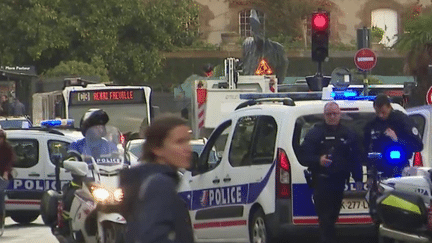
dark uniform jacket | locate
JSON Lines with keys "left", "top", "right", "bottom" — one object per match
{"left": 364, "top": 110, "right": 423, "bottom": 177}
{"left": 120, "top": 163, "right": 194, "bottom": 243}
{"left": 0, "top": 142, "right": 15, "bottom": 175}
{"left": 298, "top": 123, "right": 363, "bottom": 182}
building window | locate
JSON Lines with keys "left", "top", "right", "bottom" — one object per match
{"left": 371, "top": 8, "right": 398, "bottom": 47}
{"left": 239, "top": 9, "right": 265, "bottom": 38}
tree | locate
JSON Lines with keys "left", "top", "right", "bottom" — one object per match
{"left": 43, "top": 58, "right": 110, "bottom": 83}
{"left": 393, "top": 12, "right": 432, "bottom": 107}
{"left": 0, "top": 0, "right": 199, "bottom": 84}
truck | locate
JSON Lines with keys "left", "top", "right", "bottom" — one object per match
{"left": 187, "top": 58, "right": 409, "bottom": 139}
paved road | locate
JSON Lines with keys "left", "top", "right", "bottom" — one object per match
{"left": 2, "top": 216, "right": 57, "bottom": 243}
{"left": 0, "top": 216, "right": 377, "bottom": 243}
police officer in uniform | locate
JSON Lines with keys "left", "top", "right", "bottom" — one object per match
{"left": 299, "top": 101, "right": 363, "bottom": 243}
{"left": 57, "top": 109, "right": 117, "bottom": 237}
{"left": 364, "top": 94, "right": 423, "bottom": 178}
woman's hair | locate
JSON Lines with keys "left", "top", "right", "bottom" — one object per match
{"left": 142, "top": 115, "right": 188, "bottom": 162}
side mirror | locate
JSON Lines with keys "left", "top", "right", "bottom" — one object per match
{"left": 190, "top": 152, "right": 199, "bottom": 171}
{"left": 51, "top": 153, "right": 64, "bottom": 166}
{"left": 63, "top": 160, "right": 89, "bottom": 176}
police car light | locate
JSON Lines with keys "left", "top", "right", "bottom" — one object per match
{"left": 385, "top": 145, "right": 405, "bottom": 165}
{"left": 41, "top": 119, "right": 74, "bottom": 128}
{"left": 390, "top": 150, "right": 401, "bottom": 160}
{"left": 330, "top": 90, "right": 376, "bottom": 101}
{"left": 330, "top": 90, "right": 357, "bottom": 98}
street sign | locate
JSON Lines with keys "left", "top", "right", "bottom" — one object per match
{"left": 354, "top": 48, "right": 377, "bottom": 71}
{"left": 426, "top": 86, "right": 432, "bottom": 105}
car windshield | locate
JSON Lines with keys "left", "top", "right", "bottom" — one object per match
{"left": 292, "top": 112, "right": 376, "bottom": 165}
{"left": 0, "top": 119, "right": 31, "bottom": 129}
{"left": 129, "top": 142, "right": 143, "bottom": 159}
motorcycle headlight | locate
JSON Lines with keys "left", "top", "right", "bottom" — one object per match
{"left": 92, "top": 187, "right": 110, "bottom": 202}
{"left": 113, "top": 188, "right": 124, "bottom": 202}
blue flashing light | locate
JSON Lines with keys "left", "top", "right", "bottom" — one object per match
{"left": 389, "top": 150, "right": 401, "bottom": 160}
{"left": 41, "top": 119, "right": 74, "bottom": 128}
{"left": 384, "top": 145, "right": 406, "bottom": 165}
{"left": 239, "top": 90, "right": 376, "bottom": 102}
{"left": 330, "top": 90, "right": 376, "bottom": 100}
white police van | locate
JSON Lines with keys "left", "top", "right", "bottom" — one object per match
{"left": 178, "top": 87, "right": 407, "bottom": 242}
{"left": 407, "top": 105, "right": 432, "bottom": 167}
{"left": 4, "top": 119, "right": 83, "bottom": 224}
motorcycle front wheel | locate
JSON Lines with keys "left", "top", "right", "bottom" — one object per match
{"left": 100, "top": 222, "right": 125, "bottom": 243}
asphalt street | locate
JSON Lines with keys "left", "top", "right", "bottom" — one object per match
{"left": 0, "top": 215, "right": 377, "bottom": 243}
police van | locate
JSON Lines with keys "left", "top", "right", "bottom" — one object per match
{"left": 4, "top": 119, "right": 83, "bottom": 224}
{"left": 407, "top": 105, "right": 432, "bottom": 167}
{"left": 177, "top": 87, "right": 407, "bottom": 242}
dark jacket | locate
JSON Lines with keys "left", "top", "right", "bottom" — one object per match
{"left": 364, "top": 110, "right": 423, "bottom": 177}
{"left": 120, "top": 163, "right": 194, "bottom": 243}
{"left": 0, "top": 142, "right": 15, "bottom": 175}
{"left": 298, "top": 123, "right": 363, "bottom": 182}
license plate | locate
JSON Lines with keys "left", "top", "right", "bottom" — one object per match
{"left": 340, "top": 199, "right": 369, "bottom": 214}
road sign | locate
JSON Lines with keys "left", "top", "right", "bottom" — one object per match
{"left": 426, "top": 86, "right": 432, "bottom": 105}
{"left": 354, "top": 48, "right": 377, "bottom": 71}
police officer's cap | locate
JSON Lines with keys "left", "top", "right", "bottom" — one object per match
{"left": 80, "top": 109, "right": 109, "bottom": 136}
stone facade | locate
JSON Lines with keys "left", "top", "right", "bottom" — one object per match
{"left": 195, "top": 0, "right": 431, "bottom": 46}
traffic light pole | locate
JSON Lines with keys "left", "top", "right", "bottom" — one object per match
{"left": 363, "top": 71, "right": 369, "bottom": 96}
{"left": 317, "top": 61, "right": 323, "bottom": 76}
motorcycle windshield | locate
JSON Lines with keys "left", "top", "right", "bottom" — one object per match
{"left": 83, "top": 125, "right": 125, "bottom": 167}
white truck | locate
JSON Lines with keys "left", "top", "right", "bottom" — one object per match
{"left": 188, "top": 58, "right": 409, "bottom": 140}
{"left": 190, "top": 58, "right": 278, "bottom": 138}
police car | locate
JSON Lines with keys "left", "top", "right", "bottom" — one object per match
{"left": 0, "top": 116, "right": 32, "bottom": 129}
{"left": 178, "top": 87, "right": 407, "bottom": 242}
{"left": 4, "top": 119, "right": 83, "bottom": 224}
{"left": 407, "top": 105, "right": 432, "bottom": 167}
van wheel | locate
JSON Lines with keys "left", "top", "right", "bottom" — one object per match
{"left": 10, "top": 212, "right": 39, "bottom": 224}
{"left": 249, "top": 209, "right": 269, "bottom": 243}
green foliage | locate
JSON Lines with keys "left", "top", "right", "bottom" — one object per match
{"left": 330, "top": 42, "right": 356, "bottom": 51}
{"left": 0, "top": 0, "right": 199, "bottom": 85}
{"left": 393, "top": 14, "right": 432, "bottom": 51}
{"left": 252, "top": 0, "right": 315, "bottom": 39}
{"left": 392, "top": 13, "right": 432, "bottom": 106}
{"left": 43, "top": 57, "right": 110, "bottom": 83}
{"left": 371, "top": 26, "right": 385, "bottom": 43}
{"left": 349, "top": 69, "right": 382, "bottom": 85}
{"left": 269, "top": 35, "right": 304, "bottom": 50}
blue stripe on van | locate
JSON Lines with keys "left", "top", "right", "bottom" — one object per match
{"left": 179, "top": 162, "right": 276, "bottom": 211}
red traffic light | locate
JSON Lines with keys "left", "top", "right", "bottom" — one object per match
{"left": 312, "top": 13, "right": 329, "bottom": 31}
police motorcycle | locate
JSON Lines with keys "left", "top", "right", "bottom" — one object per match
{"left": 367, "top": 151, "right": 432, "bottom": 243}
{"left": 41, "top": 125, "right": 127, "bottom": 243}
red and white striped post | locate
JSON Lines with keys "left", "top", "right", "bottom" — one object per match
{"left": 195, "top": 80, "right": 207, "bottom": 137}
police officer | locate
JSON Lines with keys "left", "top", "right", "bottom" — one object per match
{"left": 364, "top": 94, "right": 423, "bottom": 178}
{"left": 58, "top": 109, "right": 117, "bottom": 237}
{"left": 299, "top": 101, "right": 363, "bottom": 243}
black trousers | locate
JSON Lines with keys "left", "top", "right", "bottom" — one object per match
{"left": 313, "top": 175, "right": 346, "bottom": 243}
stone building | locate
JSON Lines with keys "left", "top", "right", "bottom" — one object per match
{"left": 195, "top": 0, "right": 430, "bottom": 49}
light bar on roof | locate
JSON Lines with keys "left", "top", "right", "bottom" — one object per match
{"left": 41, "top": 119, "right": 75, "bottom": 128}
{"left": 240, "top": 90, "right": 376, "bottom": 101}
